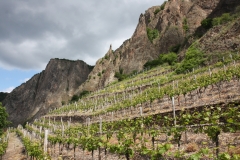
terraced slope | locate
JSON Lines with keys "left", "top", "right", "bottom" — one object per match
{"left": 16, "top": 55, "right": 240, "bottom": 160}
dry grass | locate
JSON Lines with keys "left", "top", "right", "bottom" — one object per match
{"left": 185, "top": 143, "right": 199, "bottom": 153}
{"left": 229, "top": 146, "right": 240, "bottom": 156}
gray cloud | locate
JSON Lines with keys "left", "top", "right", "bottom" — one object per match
{"left": 0, "top": 0, "right": 163, "bottom": 70}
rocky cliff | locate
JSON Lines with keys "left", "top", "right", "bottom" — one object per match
{"left": 3, "top": 59, "right": 92, "bottom": 126}
{"left": 78, "top": 0, "right": 226, "bottom": 92}
{"left": 198, "top": 17, "right": 240, "bottom": 55}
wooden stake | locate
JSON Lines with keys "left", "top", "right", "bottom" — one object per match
{"left": 87, "top": 118, "right": 90, "bottom": 136}
{"left": 140, "top": 106, "right": 143, "bottom": 117}
{"left": 44, "top": 130, "right": 49, "bottom": 154}
{"left": 172, "top": 97, "right": 176, "bottom": 126}
{"left": 99, "top": 117, "right": 102, "bottom": 135}
{"left": 111, "top": 112, "right": 113, "bottom": 122}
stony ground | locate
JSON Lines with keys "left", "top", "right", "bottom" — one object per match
{"left": 2, "top": 132, "right": 26, "bottom": 160}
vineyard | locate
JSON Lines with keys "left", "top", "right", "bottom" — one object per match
{"left": 4, "top": 54, "right": 240, "bottom": 160}
{"left": 0, "top": 131, "right": 9, "bottom": 159}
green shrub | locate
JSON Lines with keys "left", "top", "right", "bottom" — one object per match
{"left": 220, "top": 13, "right": 233, "bottom": 23}
{"left": 114, "top": 72, "right": 127, "bottom": 81}
{"left": 162, "top": 52, "right": 177, "bottom": 65}
{"left": 71, "top": 95, "right": 79, "bottom": 102}
{"left": 97, "top": 72, "right": 101, "bottom": 76}
{"left": 0, "top": 102, "right": 9, "bottom": 134}
{"left": 212, "top": 17, "right": 221, "bottom": 26}
{"left": 79, "top": 90, "right": 90, "bottom": 98}
{"left": 144, "top": 52, "right": 177, "bottom": 68}
{"left": 147, "top": 28, "right": 159, "bottom": 43}
{"left": 175, "top": 44, "right": 205, "bottom": 74}
{"left": 144, "top": 59, "right": 162, "bottom": 69}
{"left": 105, "top": 55, "right": 109, "bottom": 60}
{"left": 160, "top": 1, "right": 166, "bottom": 10}
{"left": 154, "top": 8, "right": 160, "bottom": 15}
{"left": 70, "top": 91, "right": 90, "bottom": 102}
{"left": 201, "top": 18, "right": 213, "bottom": 29}
{"left": 212, "top": 13, "right": 233, "bottom": 26}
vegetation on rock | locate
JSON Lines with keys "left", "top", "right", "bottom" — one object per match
{"left": 144, "top": 52, "right": 177, "bottom": 69}
{"left": 115, "top": 68, "right": 128, "bottom": 81}
{"left": 71, "top": 90, "right": 90, "bottom": 102}
{"left": 147, "top": 28, "right": 159, "bottom": 43}
{"left": 175, "top": 43, "right": 205, "bottom": 74}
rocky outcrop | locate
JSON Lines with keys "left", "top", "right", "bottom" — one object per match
{"left": 198, "top": 17, "right": 240, "bottom": 55}
{"left": 3, "top": 59, "right": 92, "bottom": 126}
{"left": 78, "top": 0, "right": 222, "bottom": 92}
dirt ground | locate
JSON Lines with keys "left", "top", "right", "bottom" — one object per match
{"left": 2, "top": 132, "right": 26, "bottom": 160}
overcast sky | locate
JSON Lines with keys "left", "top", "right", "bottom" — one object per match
{"left": 0, "top": 0, "right": 164, "bottom": 92}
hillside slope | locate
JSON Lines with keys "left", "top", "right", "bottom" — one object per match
{"left": 198, "top": 17, "right": 240, "bottom": 54}
{"left": 78, "top": 0, "right": 223, "bottom": 92}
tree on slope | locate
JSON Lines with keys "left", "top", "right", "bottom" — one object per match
{"left": 0, "top": 102, "right": 9, "bottom": 135}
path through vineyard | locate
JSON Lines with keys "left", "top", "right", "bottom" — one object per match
{"left": 3, "top": 132, "right": 26, "bottom": 160}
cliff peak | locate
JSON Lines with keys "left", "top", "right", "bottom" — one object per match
{"left": 3, "top": 59, "right": 92, "bottom": 126}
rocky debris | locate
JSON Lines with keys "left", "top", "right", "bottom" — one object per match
{"left": 3, "top": 59, "right": 92, "bottom": 126}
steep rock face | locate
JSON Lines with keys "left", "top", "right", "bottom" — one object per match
{"left": 78, "top": 0, "right": 221, "bottom": 91}
{"left": 3, "top": 59, "right": 92, "bottom": 126}
{"left": 198, "top": 17, "right": 240, "bottom": 55}
{"left": 179, "top": 0, "right": 240, "bottom": 57}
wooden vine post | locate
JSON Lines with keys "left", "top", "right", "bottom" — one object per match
{"left": 172, "top": 97, "right": 176, "bottom": 126}
{"left": 111, "top": 112, "right": 114, "bottom": 122}
{"left": 209, "top": 67, "right": 212, "bottom": 76}
{"left": 48, "top": 117, "right": 50, "bottom": 126}
{"left": 87, "top": 118, "right": 91, "bottom": 136}
{"left": 68, "top": 120, "right": 71, "bottom": 129}
{"left": 99, "top": 117, "right": 102, "bottom": 160}
{"left": 140, "top": 106, "right": 144, "bottom": 146}
{"left": 61, "top": 117, "right": 64, "bottom": 137}
{"left": 44, "top": 129, "right": 49, "bottom": 154}
{"left": 99, "top": 117, "right": 102, "bottom": 135}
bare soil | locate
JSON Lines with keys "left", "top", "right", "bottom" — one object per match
{"left": 2, "top": 132, "right": 26, "bottom": 160}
